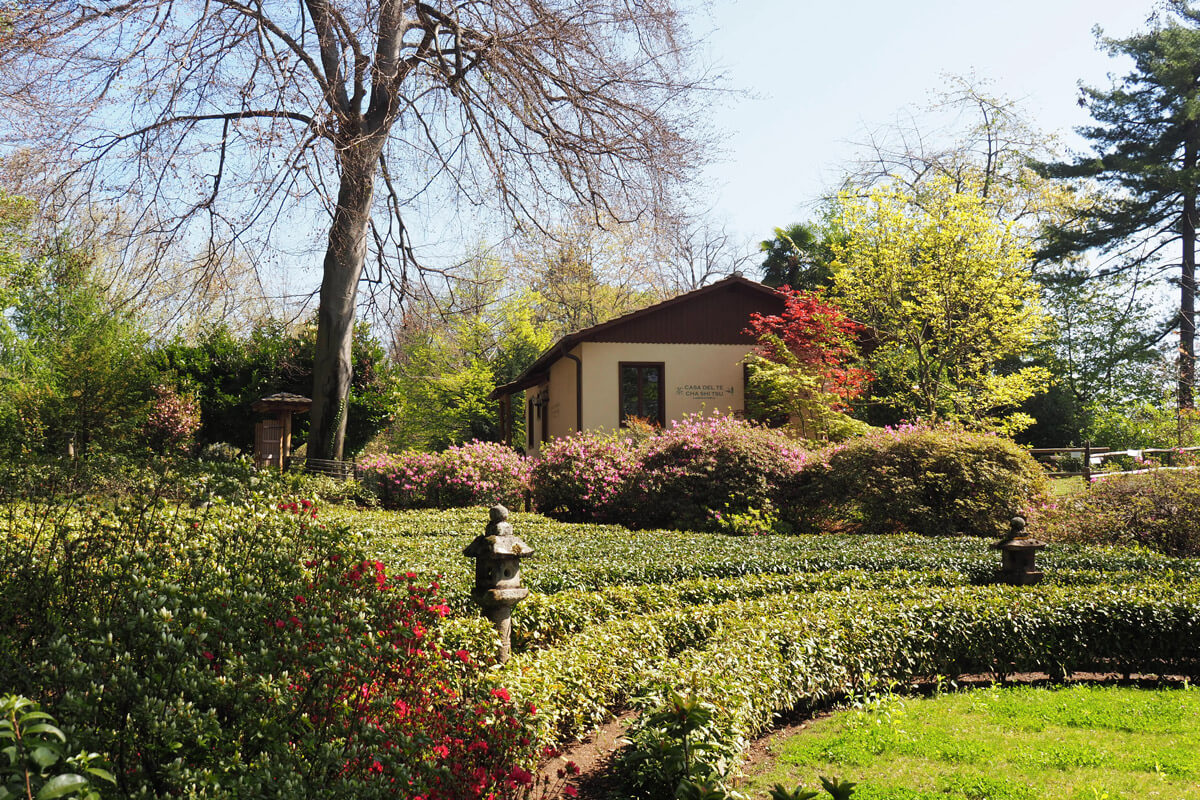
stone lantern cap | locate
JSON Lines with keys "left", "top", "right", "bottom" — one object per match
{"left": 990, "top": 516, "right": 1047, "bottom": 551}
{"left": 462, "top": 505, "right": 534, "bottom": 559}
{"left": 251, "top": 392, "right": 313, "bottom": 414}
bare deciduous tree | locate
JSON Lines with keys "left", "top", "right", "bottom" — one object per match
{"left": 0, "top": 0, "right": 708, "bottom": 459}
{"left": 650, "top": 214, "right": 754, "bottom": 294}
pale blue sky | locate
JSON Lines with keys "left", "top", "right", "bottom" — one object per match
{"left": 694, "top": 0, "right": 1160, "bottom": 244}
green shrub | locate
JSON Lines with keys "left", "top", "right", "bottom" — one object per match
{"left": 0, "top": 694, "right": 115, "bottom": 800}
{"left": 1042, "top": 469, "right": 1200, "bottom": 556}
{"left": 805, "top": 426, "right": 1048, "bottom": 537}
{"left": 0, "top": 490, "right": 538, "bottom": 799}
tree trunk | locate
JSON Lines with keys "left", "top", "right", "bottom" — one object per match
{"left": 1180, "top": 135, "right": 1197, "bottom": 411}
{"left": 308, "top": 143, "right": 383, "bottom": 462}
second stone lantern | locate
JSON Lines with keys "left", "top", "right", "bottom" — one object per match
{"left": 463, "top": 504, "right": 534, "bottom": 662}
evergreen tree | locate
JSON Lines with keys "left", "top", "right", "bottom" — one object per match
{"left": 1038, "top": 1, "right": 1200, "bottom": 409}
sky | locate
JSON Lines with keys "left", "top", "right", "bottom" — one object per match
{"left": 692, "top": 0, "right": 1161, "bottom": 247}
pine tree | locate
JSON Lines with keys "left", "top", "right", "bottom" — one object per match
{"left": 1038, "top": 1, "right": 1200, "bottom": 409}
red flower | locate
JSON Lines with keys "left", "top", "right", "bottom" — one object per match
{"left": 489, "top": 687, "right": 511, "bottom": 703}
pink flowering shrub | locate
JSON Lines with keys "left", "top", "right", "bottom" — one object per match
{"left": 361, "top": 451, "right": 444, "bottom": 508}
{"left": 143, "top": 384, "right": 200, "bottom": 454}
{"left": 435, "top": 441, "right": 531, "bottom": 509}
{"left": 361, "top": 441, "right": 529, "bottom": 510}
{"left": 804, "top": 425, "right": 1048, "bottom": 537}
{"left": 625, "top": 414, "right": 809, "bottom": 532}
{"left": 532, "top": 415, "right": 809, "bottom": 532}
{"left": 530, "top": 432, "right": 638, "bottom": 522}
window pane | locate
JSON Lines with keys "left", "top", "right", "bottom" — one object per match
{"left": 620, "top": 366, "right": 640, "bottom": 422}
{"left": 642, "top": 367, "right": 660, "bottom": 421}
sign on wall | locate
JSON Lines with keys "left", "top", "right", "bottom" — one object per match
{"left": 675, "top": 384, "right": 734, "bottom": 400}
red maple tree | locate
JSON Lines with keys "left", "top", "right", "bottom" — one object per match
{"left": 745, "top": 288, "right": 871, "bottom": 410}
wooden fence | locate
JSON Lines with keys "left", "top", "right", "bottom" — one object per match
{"left": 1030, "top": 443, "right": 1200, "bottom": 481}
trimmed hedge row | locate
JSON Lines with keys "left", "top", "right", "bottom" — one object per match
{"left": 346, "top": 506, "right": 1199, "bottom": 605}
{"left": 510, "top": 569, "right": 971, "bottom": 651}
{"left": 508, "top": 566, "right": 1200, "bottom": 654}
{"left": 619, "top": 583, "right": 1200, "bottom": 794}
{"left": 500, "top": 582, "right": 1200, "bottom": 761}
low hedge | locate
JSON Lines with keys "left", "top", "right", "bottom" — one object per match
{"left": 494, "top": 580, "right": 1200, "bottom": 795}
{"left": 348, "top": 505, "right": 1196, "bottom": 607}
{"left": 510, "top": 569, "right": 972, "bottom": 651}
{"left": 616, "top": 583, "right": 1200, "bottom": 796}
{"left": 508, "top": 566, "right": 1199, "bottom": 653}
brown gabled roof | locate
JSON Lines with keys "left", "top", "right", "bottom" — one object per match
{"left": 490, "top": 275, "right": 784, "bottom": 399}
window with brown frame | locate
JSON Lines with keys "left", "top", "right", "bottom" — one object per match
{"left": 619, "top": 362, "right": 665, "bottom": 427}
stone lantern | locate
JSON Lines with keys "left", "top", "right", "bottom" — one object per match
{"left": 463, "top": 505, "right": 534, "bottom": 662}
{"left": 991, "top": 516, "right": 1047, "bottom": 585}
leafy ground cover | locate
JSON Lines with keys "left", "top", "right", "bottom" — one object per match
{"left": 743, "top": 684, "right": 1200, "bottom": 800}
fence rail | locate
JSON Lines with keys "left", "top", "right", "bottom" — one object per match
{"left": 301, "top": 457, "right": 358, "bottom": 480}
{"left": 1030, "top": 442, "right": 1200, "bottom": 481}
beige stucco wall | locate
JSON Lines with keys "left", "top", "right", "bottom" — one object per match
{"left": 525, "top": 342, "right": 755, "bottom": 452}
{"left": 547, "top": 354, "right": 578, "bottom": 439}
{"left": 580, "top": 341, "right": 752, "bottom": 432}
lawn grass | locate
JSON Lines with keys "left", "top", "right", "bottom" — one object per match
{"left": 742, "top": 684, "right": 1200, "bottom": 800}
{"left": 1049, "top": 476, "right": 1088, "bottom": 497}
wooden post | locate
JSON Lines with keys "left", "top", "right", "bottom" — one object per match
{"left": 280, "top": 412, "right": 293, "bottom": 469}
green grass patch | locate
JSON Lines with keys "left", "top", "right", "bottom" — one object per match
{"left": 743, "top": 685, "right": 1200, "bottom": 800}
{"left": 1049, "top": 476, "right": 1088, "bottom": 497}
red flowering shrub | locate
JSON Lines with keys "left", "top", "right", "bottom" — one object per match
{"left": 278, "top": 549, "right": 540, "bottom": 799}
{"left": 1, "top": 491, "right": 541, "bottom": 799}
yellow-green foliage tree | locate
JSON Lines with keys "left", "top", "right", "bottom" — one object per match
{"left": 831, "top": 178, "right": 1049, "bottom": 434}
